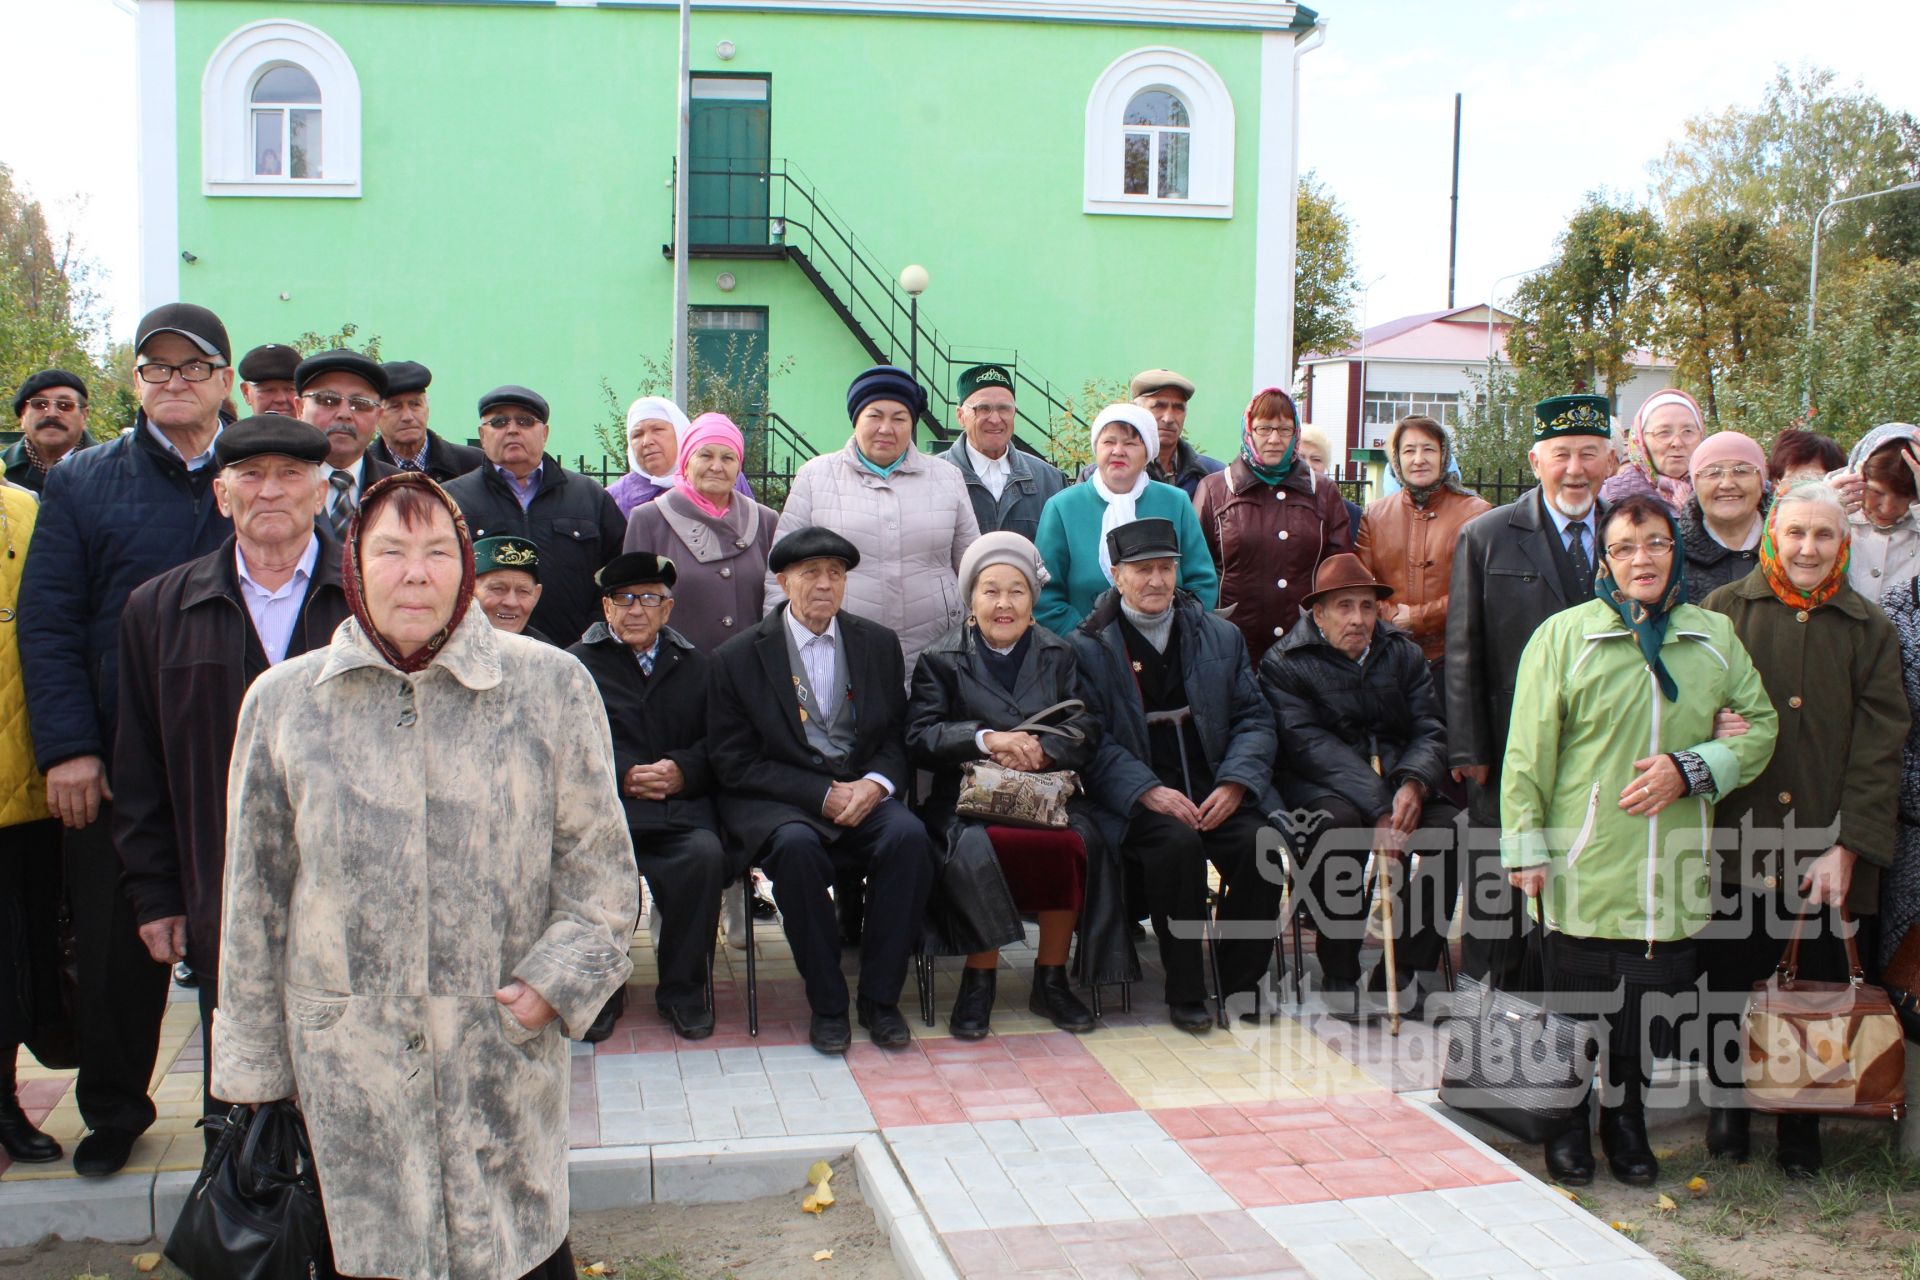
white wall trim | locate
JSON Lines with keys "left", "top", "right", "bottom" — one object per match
{"left": 1083, "top": 46, "right": 1234, "bottom": 220}
{"left": 549, "top": 0, "right": 1305, "bottom": 30}
{"left": 1248, "top": 27, "right": 1298, "bottom": 390}
{"left": 138, "top": 0, "right": 179, "bottom": 312}
{"left": 201, "top": 19, "right": 362, "bottom": 199}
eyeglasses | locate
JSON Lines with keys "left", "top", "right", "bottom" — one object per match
{"left": 964, "top": 402, "right": 1017, "bottom": 418}
{"left": 481, "top": 414, "right": 542, "bottom": 431}
{"left": 23, "top": 397, "right": 85, "bottom": 414}
{"left": 135, "top": 360, "right": 226, "bottom": 384}
{"left": 1643, "top": 426, "right": 1703, "bottom": 445}
{"left": 1604, "top": 536, "right": 1676, "bottom": 560}
{"left": 608, "top": 591, "right": 670, "bottom": 609}
{"left": 1248, "top": 424, "right": 1296, "bottom": 439}
{"left": 1696, "top": 464, "right": 1762, "bottom": 482}
{"left": 301, "top": 390, "right": 381, "bottom": 414}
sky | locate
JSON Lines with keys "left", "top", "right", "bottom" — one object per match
{"left": 3, "top": 0, "right": 1920, "bottom": 344}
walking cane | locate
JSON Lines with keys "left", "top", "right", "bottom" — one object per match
{"left": 1371, "top": 752, "right": 1401, "bottom": 1036}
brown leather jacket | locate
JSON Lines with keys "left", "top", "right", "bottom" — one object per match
{"left": 1355, "top": 486, "right": 1491, "bottom": 661}
{"left": 1194, "top": 458, "right": 1352, "bottom": 663}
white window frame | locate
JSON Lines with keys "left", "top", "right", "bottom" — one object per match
{"left": 202, "top": 20, "right": 360, "bottom": 198}
{"left": 1084, "top": 47, "right": 1234, "bottom": 219}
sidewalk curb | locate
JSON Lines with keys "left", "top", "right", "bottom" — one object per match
{"left": 0, "top": 1170, "right": 154, "bottom": 1248}
{"left": 854, "top": 1133, "right": 958, "bottom": 1280}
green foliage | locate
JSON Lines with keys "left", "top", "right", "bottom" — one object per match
{"left": 1454, "top": 360, "right": 1554, "bottom": 481}
{"left": 1295, "top": 170, "right": 1360, "bottom": 359}
{"left": 593, "top": 336, "right": 794, "bottom": 472}
{"left": 1506, "top": 194, "right": 1665, "bottom": 402}
{"left": 290, "top": 321, "right": 381, "bottom": 359}
{"left": 1043, "top": 376, "right": 1132, "bottom": 476}
{"left": 1657, "top": 214, "right": 1794, "bottom": 427}
{"left": 0, "top": 161, "right": 119, "bottom": 436}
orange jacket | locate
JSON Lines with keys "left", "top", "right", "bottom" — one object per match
{"left": 1356, "top": 486, "right": 1491, "bottom": 661}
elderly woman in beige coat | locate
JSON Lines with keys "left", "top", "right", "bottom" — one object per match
{"left": 214, "top": 473, "right": 638, "bottom": 1280}
{"left": 764, "top": 365, "right": 979, "bottom": 669}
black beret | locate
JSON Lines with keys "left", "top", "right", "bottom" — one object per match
{"left": 478, "top": 385, "right": 550, "bottom": 422}
{"left": 846, "top": 365, "right": 927, "bottom": 423}
{"left": 597, "top": 552, "right": 677, "bottom": 594}
{"left": 295, "top": 349, "right": 389, "bottom": 397}
{"left": 213, "top": 414, "right": 332, "bottom": 468}
{"left": 474, "top": 536, "right": 540, "bottom": 580}
{"left": 381, "top": 360, "right": 431, "bottom": 397}
{"left": 237, "top": 344, "right": 300, "bottom": 384}
{"left": 1105, "top": 517, "right": 1181, "bottom": 566}
{"left": 135, "top": 302, "right": 232, "bottom": 364}
{"left": 12, "top": 369, "right": 89, "bottom": 418}
{"left": 770, "top": 526, "right": 861, "bottom": 574}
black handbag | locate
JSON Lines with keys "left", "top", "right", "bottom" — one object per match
{"left": 165, "top": 1102, "right": 340, "bottom": 1280}
{"left": 1438, "top": 917, "right": 1600, "bottom": 1143}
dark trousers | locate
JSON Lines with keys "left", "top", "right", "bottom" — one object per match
{"left": 64, "top": 804, "right": 168, "bottom": 1135}
{"left": 1121, "top": 807, "right": 1282, "bottom": 1004}
{"left": 194, "top": 976, "right": 234, "bottom": 1149}
{"left": 521, "top": 1240, "right": 575, "bottom": 1280}
{"left": 1295, "top": 794, "right": 1461, "bottom": 984}
{"left": 635, "top": 826, "right": 726, "bottom": 1012}
{"left": 1543, "top": 931, "right": 1697, "bottom": 1102}
{"left": 1, "top": 818, "right": 64, "bottom": 1053}
{"left": 1461, "top": 775, "right": 1528, "bottom": 986}
{"left": 758, "top": 800, "right": 934, "bottom": 1016}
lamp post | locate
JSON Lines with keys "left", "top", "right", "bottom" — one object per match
{"left": 670, "top": 0, "right": 693, "bottom": 406}
{"left": 899, "top": 264, "right": 929, "bottom": 386}
{"left": 1804, "top": 180, "right": 1920, "bottom": 410}
{"left": 1354, "top": 273, "right": 1384, "bottom": 448}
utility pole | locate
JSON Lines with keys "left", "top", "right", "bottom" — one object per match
{"left": 671, "top": 0, "right": 693, "bottom": 406}
{"left": 1447, "top": 93, "right": 1461, "bottom": 309}
{"left": 1804, "top": 179, "right": 1920, "bottom": 411}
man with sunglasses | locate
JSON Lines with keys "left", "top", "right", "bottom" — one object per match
{"left": 442, "top": 386, "right": 627, "bottom": 645}
{"left": 294, "top": 349, "right": 397, "bottom": 539}
{"left": 5, "top": 370, "right": 94, "bottom": 492}
{"left": 17, "top": 302, "right": 238, "bottom": 1175}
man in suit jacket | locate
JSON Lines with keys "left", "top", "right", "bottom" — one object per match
{"left": 1445, "top": 394, "right": 1615, "bottom": 984}
{"left": 294, "top": 349, "right": 398, "bottom": 539}
{"left": 367, "top": 361, "right": 487, "bottom": 481}
{"left": 708, "top": 526, "right": 934, "bottom": 1055}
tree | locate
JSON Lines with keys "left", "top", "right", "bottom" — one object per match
{"left": 1656, "top": 213, "right": 1793, "bottom": 427}
{"left": 0, "top": 162, "right": 106, "bottom": 420}
{"left": 1506, "top": 195, "right": 1665, "bottom": 404}
{"left": 291, "top": 322, "right": 381, "bottom": 358}
{"left": 1294, "top": 171, "right": 1359, "bottom": 359}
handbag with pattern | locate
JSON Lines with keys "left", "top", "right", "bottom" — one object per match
{"left": 1743, "top": 906, "right": 1907, "bottom": 1121}
{"left": 954, "top": 700, "right": 1085, "bottom": 830}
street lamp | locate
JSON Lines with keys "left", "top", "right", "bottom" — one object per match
{"left": 1805, "top": 180, "right": 1920, "bottom": 409}
{"left": 899, "top": 264, "right": 929, "bottom": 385}
{"left": 1355, "top": 274, "right": 1385, "bottom": 449}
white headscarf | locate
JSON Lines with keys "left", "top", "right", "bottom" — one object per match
{"left": 1090, "top": 403, "right": 1158, "bottom": 584}
{"left": 625, "top": 396, "right": 692, "bottom": 480}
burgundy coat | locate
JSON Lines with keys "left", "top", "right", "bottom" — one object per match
{"left": 1193, "top": 458, "right": 1352, "bottom": 663}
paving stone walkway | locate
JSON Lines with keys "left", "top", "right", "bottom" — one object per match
{"left": 6, "top": 912, "right": 1680, "bottom": 1279}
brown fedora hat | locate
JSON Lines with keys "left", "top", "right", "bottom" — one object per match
{"left": 1300, "top": 553, "right": 1394, "bottom": 610}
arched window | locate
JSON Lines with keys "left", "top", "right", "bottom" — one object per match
{"left": 203, "top": 21, "right": 360, "bottom": 197}
{"left": 1085, "top": 48, "right": 1233, "bottom": 218}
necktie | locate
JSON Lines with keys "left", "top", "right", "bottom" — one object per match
{"left": 1567, "top": 521, "right": 1593, "bottom": 597}
{"left": 399, "top": 455, "right": 425, "bottom": 473}
{"left": 328, "top": 471, "right": 355, "bottom": 539}
{"left": 637, "top": 647, "right": 655, "bottom": 677}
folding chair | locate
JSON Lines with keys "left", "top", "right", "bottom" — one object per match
{"left": 739, "top": 868, "right": 760, "bottom": 1037}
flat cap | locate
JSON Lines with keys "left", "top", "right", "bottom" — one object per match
{"left": 295, "top": 349, "right": 388, "bottom": 397}
{"left": 597, "top": 552, "right": 678, "bottom": 594}
{"left": 1105, "top": 517, "right": 1180, "bottom": 566}
{"left": 1128, "top": 369, "right": 1195, "bottom": 401}
{"left": 237, "top": 344, "right": 300, "bottom": 384}
{"left": 478, "top": 385, "right": 549, "bottom": 422}
{"left": 474, "top": 535, "right": 541, "bottom": 580}
{"left": 213, "top": 414, "right": 331, "bottom": 468}
{"left": 381, "top": 360, "right": 432, "bottom": 397}
{"left": 770, "top": 525, "right": 861, "bottom": 574}
{"left": 136, "top": 302, "right": 232, "bottom": 364}
{"left": 12, "top": 369, "right": 89, "bottom": 418}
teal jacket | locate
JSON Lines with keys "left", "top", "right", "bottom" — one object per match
{"left": 1500, "top": 598, "right": 1778, "bottom": 945}
{"left": 1032, "top": 480, "right": 1218, "bottom": 635}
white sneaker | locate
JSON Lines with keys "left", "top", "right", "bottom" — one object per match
{"left": 722, "top": 882, "right": 749, "bottom": 951}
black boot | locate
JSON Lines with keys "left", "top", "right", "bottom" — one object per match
{"left": 1029, "top": 965, "right": 1095, "bottom": 1033}
{"left": 583, "top": 987, "right": 625, "bottom": 1044}
{"left": 1544, "top": 1114, "right": 1595, "bottom": 1187}
{"left": 0, "top": 1051, "right": 60, "bottom": 1164}
{"left": 948, "top": 967, "right": 996, "bottom": 1040}
{"left": 1599, "top": 1083, "right": 1658, "bottom": 1186}
{"left": 1706, "top": 1106, "right": 1750, "bottom": 1163}
{"left": 1776, "top": 1113, "right": 1823, "bottom": 1180}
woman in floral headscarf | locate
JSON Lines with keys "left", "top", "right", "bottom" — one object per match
{"left": 1700, "top": 481, "right": 1908, "bottom": 1179}
{"left": 1503, "top": 492, "right": 1776, "bottom": 1189}
{"left": 1600, "top": 389, "right": 1710, "bottom": 516}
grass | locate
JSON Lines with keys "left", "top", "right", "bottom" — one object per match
{"left": 1899, "top": 1242, "right": 1920, "bottom": 1280}
{"left": 1670, "top": 1239, "right": 1738, "bottom": 1280}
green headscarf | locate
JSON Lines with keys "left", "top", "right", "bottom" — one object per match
{"left": 1593, "top": 504, "right": 1687, "bottom": 702}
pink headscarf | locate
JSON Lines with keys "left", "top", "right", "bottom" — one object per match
{"left": 672, "top": 412, "right": 747, "bottom": 519}
{"left": 1627, "top": 389, "right": 1707, "bottom": 513}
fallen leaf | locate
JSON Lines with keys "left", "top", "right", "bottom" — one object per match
{"left": 813, "top": 1177, "right": 836, "bottom": 1208}
{"left": 812, "top": 1250, "right": 834, "bottom": 1262}
{"left": 132, "top": 1255, "right": 163, "bottom": 1274}
{"left": 1610, "top": 1220, "right": 1640, "bottom": 1239}
{"left": 1687, "top": 1174, "right": 1710, "bottom": 1198}
{"left": 802, "top": 1194, "right": 823, "bottom": 1214}
{"left": 807, "top": 1159, "right": 834, "bottom": 1186}
{"left": 1656, "top": 1193, "right": 1677, "bottom": 1214}
{"left": 1551, "top": 1185, "right": 1577, "bottom": 1201}
{"left": 580, "top": 1264, "right": 611, "bottom": 1277}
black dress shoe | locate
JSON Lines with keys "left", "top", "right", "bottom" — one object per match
{"left": 1029, "top": 965, "right": 1095, "bottom": 1033}
{"left": 1169, "top": 1001, "right": 1214, "bottom": 1033}
{"left": 73, "top": 1127, "right": 140, "bottom": 1177}
{"left": 1365, "top": 965, "right": 1428, "bottom": 1021}
{"left": 1545, "top": 1121, "right": 1595, "bottom": 1186}
{"left": 1776, "top": 1113, "right": 1823, "bottom": 1180}
{"left": 810, "top": 1013, "right": 852, "bottom": 1055}
{"left": 1599, "top": 1107, "right": 1658, "bottom": 1185}
{"left": 948, "top": 967, "right": 996, "bottom": 1040}
{"left": 172, "top": 961, "right": 199, "bottom": 989}
{"left": 660, "top": 1002, "right": 716, "bottom": 1040}
{"left": 857, "top": 997, "right": 912, "bottom": 1049}
{"left": 1706, "top": 1106, "right": 1750, "bottom": 1163}
{"left": 1322, "top": 975, "right": 1375, "bottom": 1024}
{"left": 583, "top": 989, "right": 625, "bottom": 1044}
{"left": 0, "top": 1100, "right": 61, "bottom": 1163}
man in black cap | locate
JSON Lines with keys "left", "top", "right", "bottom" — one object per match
{"left": 17, "top": 302, "right": 238, "bottom": 1174}
{"left": 1069, "top": 517, "right": 1284, "bottom": 1032}
{"left": 442, "top": 385, "right": 626, "bottom": 644}
{"left": 114, "top": 415, "right": 349, "bottom": 1130}
{"left": 570, "top": 552, "right": 725, "bottom": 1042}
{"left": 937, "top": 363, "right": 1064, "bottom": 541}
{"left": 236, "top": 344, "right": 301, "bottom": 418}
{"left": 708, "top": 527, "right": 934, "bottom": 1055}
{"left": 368, "top": 360, "right": 486, "bottom": 481}
{"left": 472, "top": 535, "right": 546, "bottom": 639}
{"left": 1447, "top": 393, "right": 1616, "bottom": 985}
{"left": 295, "top": 349, "right": 396, "bottom": 539}
{"left": 5, "top": 369, "right": 94, "bottom": 493}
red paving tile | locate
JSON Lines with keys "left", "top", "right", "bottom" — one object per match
{"left": 943, "top": 1214, "right": 1306, "bottom": 1277}
{"left": 852, "top": 1032, "right": 1138, "bottom": 1127}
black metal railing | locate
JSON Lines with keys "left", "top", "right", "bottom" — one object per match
{"left": 574, "top": 410, "right": 813, "bottom": 510}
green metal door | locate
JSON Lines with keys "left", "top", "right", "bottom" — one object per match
{"left": 689, "top": 305, "right": 770, "bottom": 417}
{"left": 689, "top": 76, "right": 770, "bottom": 246}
